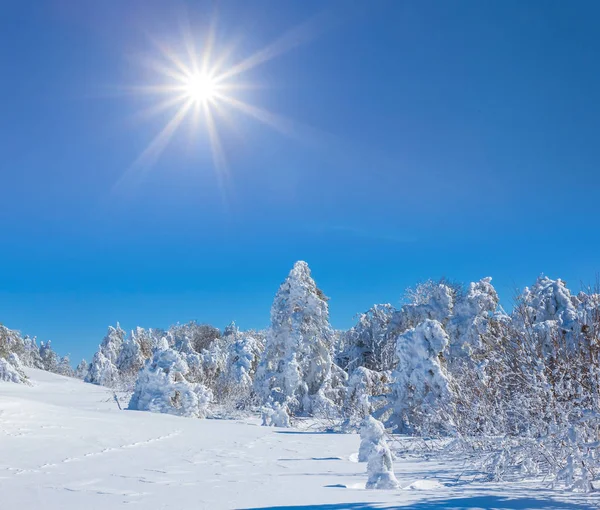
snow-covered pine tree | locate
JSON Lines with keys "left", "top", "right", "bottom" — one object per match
{"left": 116, "top": 331, "right": 146, "bottom": 390}
{"left": 75, "top": 359, "right": 89, "bottom": 380}
{"left": 254, "top": 261, "right": 345, "bottom": 417}
{"left": 86, "top": 350, "right": 120, "bottom": 387}
{"left": 39, "top": 340, "right": 60, "bottom": 373}
{"left": 86, "top": 324, "right": 126, "bottom": 387}
{"left": 56, "top": 355, "right": 74, "bottom": 377}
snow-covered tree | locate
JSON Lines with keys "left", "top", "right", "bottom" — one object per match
{"left": 337, "top": 304, "right": 396, "bottom": 372}
{"left": 386, "top": 319, "right": 453, "bottom": 434}
{"left": 446, "top": 277, "right": 500, "bottom": 358}
{"left": 343, "top": 367, "right": 389, "bottom": 427}
{"left": 86, "top": 351, "right": 120, "bottom": 387}
{"left": 128, "top": 339, "right": 212, "bottom": 418}
{"left": 39, "top": 341, "right": 60, "bottom": 373}
{"left": 99, "top": 324, "right": 126, "bottom": 364}
{"left": 75, "top": 359, "right": 89, "bottom": 380}
{"left": 254, "top": 261, "right": 344, "bottom": 417}
{"left": 170, "top": 321, "right": 220, "bottom": 354}
{"left": 116, "top": 331, "right": 146, "bottom": 390}
{"left": 0, "top": 356, "right": 27, "bottom": 383}
{"left": 86, "top": 324, "right": 126, "bottom": 387}
{"left": 56, "top": 355, "right": 74, "bottom": 377}
{"left": 217, "top": 334, "right": 263, "bottom": 409}
{"left": 360, "top": 416, "right": 399, "bottom": 489}
{"left": 400, "top": 280, "right": 455, "bottom": 329}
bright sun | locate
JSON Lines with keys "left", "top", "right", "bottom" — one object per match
{"left": 183, "top": 73, "right": 217, "bottom": 104}
{"left": 118, "top": 17, "right": 318, "bottom": 194}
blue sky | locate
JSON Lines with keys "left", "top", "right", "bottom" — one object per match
{"left": 1, "top": 0, "right": 600, "bottom": 363}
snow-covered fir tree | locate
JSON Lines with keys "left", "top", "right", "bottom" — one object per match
{"left": 74, "top": 359, "right": 89, "bottom": 380}
{"left": 39, "top": 340, "right": 60, "bottom": 373}
{"left": 85, "top": 324, "right": 126, "bottom": 387}
{"left": 116, "top": 331, "right": 146, "bottom": 390}
{"left": 56, "top": 355, "right": 75, "bottom": 377}
{"left": 254, "top": 261, "right": 345, "bottom": 417}
{"left": 86, "top": 350, "right": 120, "bottom": 387}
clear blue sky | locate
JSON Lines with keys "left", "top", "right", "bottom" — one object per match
{"left": 1, "top": 0, "right": 600, "bottom": 363}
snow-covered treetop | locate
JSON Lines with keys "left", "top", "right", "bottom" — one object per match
{"left": 518, "top": 276, "right": 578, "bottom": 326}
{"left": 270, "top": 260, "right": 330, "bottom": 327}
{"left": 401, "top": 281, "right": 454, "bottom": 328}
{"left": 454, "top": 277, "right": 498, "bottom": 318}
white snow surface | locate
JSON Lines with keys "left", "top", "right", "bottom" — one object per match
{"left": 1, "top": 369, "right": 597, "bottom": 510}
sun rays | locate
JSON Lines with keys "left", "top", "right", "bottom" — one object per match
{"left": 113, "top": 12, "right": 327, "bottom": 195}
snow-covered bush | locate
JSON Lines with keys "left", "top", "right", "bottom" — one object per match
{"left": 128, "top": 341, "right": 212, "bottom": 418}
{"left": 360, "top": 416, "right": 399, "bottom": 489}
{"left": 261, "top": 400, "right": 291, "bottom": 428}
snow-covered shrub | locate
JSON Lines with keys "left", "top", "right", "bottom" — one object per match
{"left": 385, "top": 319, "right": 453, "bottom": 434}
{"left": 261, "top": 400, "right": 291, "bottom": 428}
{"left": 438, "top": 276, "right": 600, "bottom": 491}
{"left": 128, "top": 341, "right": 212, "bottom": 418}
{"left": 360, "top": 416, "right": 399, "bottom": 489}
{"left": 255, "top": 261, "right": 344, "bottom": 417}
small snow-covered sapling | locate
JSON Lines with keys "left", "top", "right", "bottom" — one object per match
{"left": 360, "top": 416, "right": 400, "bottom": 490}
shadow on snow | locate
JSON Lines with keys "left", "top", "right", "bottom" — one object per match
{"left": 241, "top": 495, "right": 597, "bottom": 510}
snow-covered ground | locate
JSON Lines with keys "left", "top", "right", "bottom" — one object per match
{"left": 0, "top": 369, "right": 597, "bottom": 510}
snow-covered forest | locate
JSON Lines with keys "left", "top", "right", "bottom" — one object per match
{"left": 3, "top": 261, "right": 600, "bottom": 493}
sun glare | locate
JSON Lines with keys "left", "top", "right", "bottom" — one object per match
{"left": 116, "top": 15, "right": 324, "bottom": 194}
{"left": 183, "top": 73, "right": 217, "bottom": 104}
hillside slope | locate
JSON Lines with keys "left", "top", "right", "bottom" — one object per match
{"left": 0, "top": 369, "right": 595, "bottom": 509}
